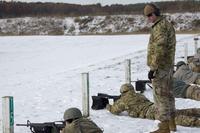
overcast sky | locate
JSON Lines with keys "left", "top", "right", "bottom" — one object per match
{"left": 16, "top": 0, "right": 174, "bottom": 5}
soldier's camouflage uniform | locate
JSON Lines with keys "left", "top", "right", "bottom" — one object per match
{"left": 106, "top": 89, "right": 200, "bottom": 127}
{"left": 189, "top": 53, "right": 200, "bottom": 73}
{"left": 61, "top": 117, "right": 103, "bottom": 133}
{"left": 147, "top": 16, "right": 176, "bottom": 121}
{"left": 173, "top": 78, "right": 200, "bottom": 101}
{"left": 173, "top": 65, "right": 200, "bottom": 85}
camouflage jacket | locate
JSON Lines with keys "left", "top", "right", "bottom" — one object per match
{"left": 107, "top": 90, "right": 154, "bottom": 119}
{"left": 173, "top": 65, "right": 199, "bottom": 84}
{"left": 147, "top": 16, "right": 176, "bottom": 71}
{"left": 107, "top": 90, "right": 200, "bottom": 127}
{"left": 61, "top": 118, "right": 103, "bottom": 133}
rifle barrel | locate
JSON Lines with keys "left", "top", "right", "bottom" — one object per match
{"left": 16, "top": 124, "right": 28, "bottom": 126}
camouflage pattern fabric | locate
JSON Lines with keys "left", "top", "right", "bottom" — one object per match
{"left": 61, "top": 118, "right": 103, "bottom": 133}
{"left": 189, "top": 62, "right": 200, "bottom": 73}
{"left": 173, "top": 79, "right": 190, "bottom": 98}
{"left": 107, "top": 90, "right": 200, "bottom": 127}
{"left": 147, "top": 16, "right": 176, "bottom": 122}
{"left": 147, "top": 16, "right": 176, "bottom": 71}
{"left": 175, "top": 108, "right": 200, "bottom": 127}
{"left": 173, "top": 65, "right": 200, "bottom": 84}
{"left": 106, "top": 90, "right": 153, "bottom": 118}
{"left": 152, "top": 68, "right": 175, "bottom": 121}
{"left": 172, "top": 79, "right": 200, "bottom": 101}
{"left": 189, "top": 54, "right": 200, "bottom": 73}
{"left": 195, "top": 78, "right": 200, "bottom": 85}
{"left": 186, "top": 85, "right": 200, "bottom": 101}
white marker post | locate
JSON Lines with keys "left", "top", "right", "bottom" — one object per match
{"left": 2, "top": 96, "right": 14, "bottom": 133}
{"left": 184, "top": 43, "right": 188, "bottom": 63}
{"left": 81, "top": 73, "right": 89, "bottom": 117}
{"left": 194, "top": 37, "right": 199, "bottom": 54}
{"left": 125, "top": 59, "right": 131, "bottom": 84}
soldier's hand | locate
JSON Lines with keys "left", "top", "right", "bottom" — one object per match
{"left": 106, "top": 104, "right": 111, "bottom": 111}
{"left": 148, "top": 70, "right": 155, "bottom": 81}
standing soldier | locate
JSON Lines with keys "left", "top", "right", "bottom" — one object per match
{"left": 144, "top": 3, "right": 176, "bottom": 133}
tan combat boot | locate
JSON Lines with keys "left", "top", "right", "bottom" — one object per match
{"left": 150, "top": 121, "right": 170, "bottom": 133}
{"left": 169, "top": 117, "right": 177, "bottom": 132}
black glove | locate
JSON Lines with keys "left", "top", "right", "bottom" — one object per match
{"left": 148, "top": 70, "right": 155, "bottom": 81}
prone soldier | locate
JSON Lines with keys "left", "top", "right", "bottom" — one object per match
{"left": 134, "top": 79, "right": 200, "bottom": 101}
{"left": 106, "top": 83, "right": 200, "bottom": 132}
{"left": 174, "top": 61, "right": 200, "bottom": 85}
{"left": 61, "top": 107, "right": 103, "bottom": 133}
{"left": 173, "top": 78, "right": 200, "bottom": 101}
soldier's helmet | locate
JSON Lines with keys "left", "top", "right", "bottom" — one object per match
{"left": 120, "top": 83, "right": 135, "bottom": 94}
{"left": 176, "top": 61, "right": 186, "bottom": 70}
{"left": 197, "top": 48, "right": 200, "bottom": 54}
{"left": 63, "top": 107, "right": 82, "bottom": 121}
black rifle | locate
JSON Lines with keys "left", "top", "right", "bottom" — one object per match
{"left": 97, "top": 93, "right": 121, "bottom": 102}
{"left": 91, "top": 80, "right": 152, "bottom": 110}
{"left": 91, "top": 93, "right": 120, "bottom": 110}
{"left": 16, "top": 120, "right": 65, "bottom": 133}
{"left": 133, "top": 80, "right": 151, "bottom": 93}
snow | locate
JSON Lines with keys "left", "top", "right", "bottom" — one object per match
{"left": 1, "top": 12, "right": 200, "bottom": 35}
{"left": 0, "top": 34, "right": 200, "bottom": 133}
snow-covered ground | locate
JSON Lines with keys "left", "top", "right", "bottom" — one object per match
{"left": 1, "top": 12, "right": 200, "bottom": 35}
{"left": 0, "top": 34, "right": 200, "bottom": 133}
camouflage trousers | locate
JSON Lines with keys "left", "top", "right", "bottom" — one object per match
{"left": 186, "top": 85, "right": 200, "bottom": 101}
{"left": 152, "top": 68, "right": 175, "bottom": 121}
{"left": 175, "top": 108, "right": 200, "bottom": 127}
{"left": 146, "top": 106, "right": 200, "bottom": 127}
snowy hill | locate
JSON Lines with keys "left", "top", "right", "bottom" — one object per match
{"left": 0, "top": 13, "right": 200, "bottom": 35}
{"left": 0, "top": 34, "right": 200, "bottom": 133}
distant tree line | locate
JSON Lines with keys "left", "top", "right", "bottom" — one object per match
{"left": 0, "top": 0, "right": 200, "bottom": 18}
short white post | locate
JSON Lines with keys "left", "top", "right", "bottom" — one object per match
{"left": 125, "top": 59, "right": 131, "bottom": 84}
{"left": 81, "top": 73, "right": 89, "bottom": 117}
{"left": 2, "top": 96, "right": 14, "bottom": 133}
{"left": 194, "top": 37, "right": 199, "bottom": 54}
{"left": 184, "top": 43, "right": 188, "bottom": 63}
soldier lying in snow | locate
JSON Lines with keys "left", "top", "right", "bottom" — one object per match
{"left": 134, "top": 78, "right": 200, "bottom": 101}
{"left": 173, "top": 61, "right": 200, "bottom": 85}
{"left": 173, "top": 78, "right": 200, "bottom": 101}
{"left": 106, "top": 83, "right": 200, "bottom": 128}
{"left": 92, "top": 78, "right": 200, "bottom": 110}
{"left": 61, "top": 108, "right": 103, "bottom": 133}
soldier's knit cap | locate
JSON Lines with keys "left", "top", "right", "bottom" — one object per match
{"left": 143, "top": 4, "right": 158, "bottom": 16}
